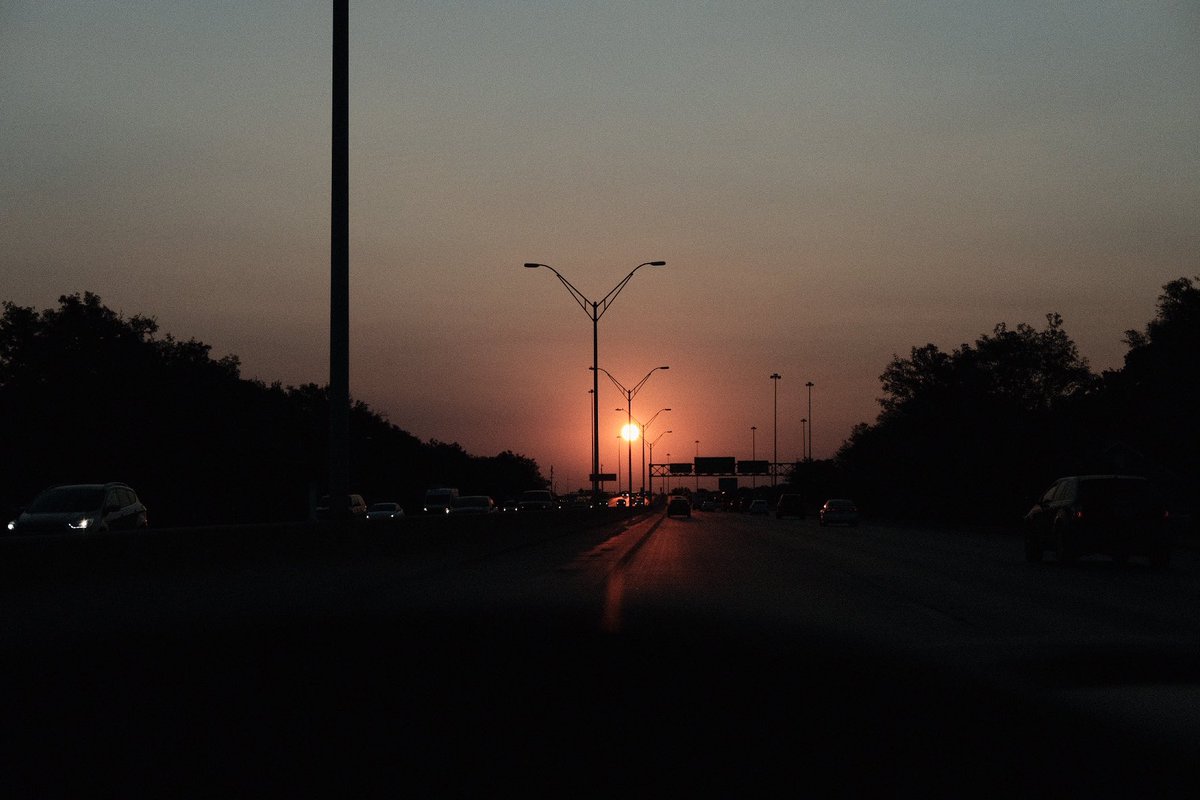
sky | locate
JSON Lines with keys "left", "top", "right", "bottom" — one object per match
{"left": 2, "top": 1, "right": 1198, "bottom": 493}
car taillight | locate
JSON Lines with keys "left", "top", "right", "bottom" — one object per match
{"left": 1074, "top": 510, "right": 1084, "bottom": 520}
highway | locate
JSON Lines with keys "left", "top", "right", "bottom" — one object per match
{"left": 3, "top": 508, "right": 1199, "bottom": 796}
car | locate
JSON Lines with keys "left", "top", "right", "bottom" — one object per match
{"left": 819, "top": 499, "right": 859, "bottom": 526}
{"left": 6, "top": 482, "right": 148, "bottom": 534}
{"left": 315, "top": 493, "right": 368, "bottom": 521}
{"left": 517, "top": 489, "right": 556, "bottom": 511}
{"left": 748, "top": 499, "right": 770, "bottom": 515}
{"left": 450, "top": 495, "right": 496, "bottom": 514}
{"left": 699, "top": 498, "right": 718, "bottom": 512}
{"left": 1023, "top": 475, "right": 1170, "bottom": 565}
{"left": 423, "top": 488, "right": 459, "bottom": 514}
{"left": 366, "top": 502, "right": 404, "bottom": 520}
{"left": 776, "top": 494, "right": 805, "bottom": 519}
{"left": 667, "top": 496, "right": 691, "bottom": 518}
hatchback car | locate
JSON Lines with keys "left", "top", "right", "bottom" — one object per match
{"left": 667, "top": 496, "right": 692, "bottom": 518}
{"left": 1023, "top": 475, "right": 1170, "bottom": 565}
{"left": 819, "top": 499, "right": 859, "bottom": 527}
{"left": 7, "top": 483, "right": 148, "bottom": 534}
{"left": 366, "top": 502, "right": 404, "bottom": 520}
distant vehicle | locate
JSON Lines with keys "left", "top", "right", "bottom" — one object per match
{"left": 450, "top": 495, "right": 497, "bottom": 514}
{"left": 818, "top": 499, "right": 859, "bottom": 527}
{"left": 1023, "top": 475, "right": 1170, "bottom": 566}
{"left": 500, "top": 497, "right": 520, "bottom": 513}
{"left": 518, "top": 490, "right": 556, "bottom": 511}
{"left": 316, "top": 493, "right": 368, "bottom": 522}
{"left": 699, "top": 498, "right": 718, "bottom": 512}
{"left": 561, "top": 495, "right": 591, "bottom": 511}
{"left": 748, "top": 499, "right": 770, "bottom": 515}
{"left": 776, "top": 494, "right": 805, "bottom": 519}
{"left": 667, "top": 496, "right": 692, "bottom": 518}
{"left": 423, "top": 488, "right": 459, "bottom": 515}
{"left": 366, "top": 502, "right": 404, "bottom": 521}
{"left": 7, "top": 482, "right": 148, "bottom": 534}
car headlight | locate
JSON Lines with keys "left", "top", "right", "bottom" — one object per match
{"left": 68, "top": 517, "right": 93, "bottom": 530}
{"left": 6, "top": 520, "right": 15, "bottom": 531}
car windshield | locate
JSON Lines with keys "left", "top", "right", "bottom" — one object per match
{"left": 28, "top": 486, "right": 104, "bottom": 513}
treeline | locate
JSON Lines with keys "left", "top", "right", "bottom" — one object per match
{"left": 0, "top": 292, "right": 545, "bottom": 527}
{"left": 829, "top": 277, "right": 1199, "bottom": 524}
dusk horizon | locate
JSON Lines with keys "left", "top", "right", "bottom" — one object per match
{"left": 3, "top": 1, "right": 1196, "bottom": 491}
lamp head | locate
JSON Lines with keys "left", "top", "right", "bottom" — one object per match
{"left": 649, "top": 261, "right": 666, "bottom": 266}
{"left": 523, "top": 263, "right": 542, "bottom": 268}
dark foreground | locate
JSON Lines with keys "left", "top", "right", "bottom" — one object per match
{"left": 2, "top": 513, "right": 1198, "bottom": 797}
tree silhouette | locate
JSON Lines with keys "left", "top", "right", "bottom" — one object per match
{"left": 0, "top": 293, "right": 546, "bottom": 526}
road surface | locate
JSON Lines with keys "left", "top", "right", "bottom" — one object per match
{"left": 3, "top": 509, "right": 1198, "bottom": 796}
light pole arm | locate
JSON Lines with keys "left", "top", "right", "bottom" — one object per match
{"left": 596, "top": 261, "right": 666, "bottom": 320}
{"left": 630, "top": 365, "right": 669, "bottom": 400}
{"left": 592, "top": 366, "right": 631, "bottom": 398}
{"left": 525, "top": 263, "right": 595, "bottom": 318}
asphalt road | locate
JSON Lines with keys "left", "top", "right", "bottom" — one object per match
{"left": 3, "top": 510, "right": 1198, "bottom": 796}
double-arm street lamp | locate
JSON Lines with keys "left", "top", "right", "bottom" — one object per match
{"left": 625, "top": 407, "right": 671, "bottom": 502}
{"left": 595, "top": 365, "right": 669, "bottom": 502}
{"left": 525, "top": 261, "right": 666, "bottom": 504}
{"left": 649, "top": 429, "right": 672, "bottom": 497}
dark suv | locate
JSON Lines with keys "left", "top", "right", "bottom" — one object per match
{"left": 1023, "top": 475, "right": 1171, "bottom": 566}
{"left": 7, "top": 483, "right": 148, "bottom": 534}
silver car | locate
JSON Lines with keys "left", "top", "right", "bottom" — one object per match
{"left": 7, "top": 483, "right": 148, "bottom": 534}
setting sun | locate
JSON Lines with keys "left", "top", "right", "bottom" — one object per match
{"left": 620, "top": 424, "right": 639, "bottom": 442}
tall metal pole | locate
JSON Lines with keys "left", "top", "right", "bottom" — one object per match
{"left": 694, "top": 439, "right": 700, "bottom": 492}
{"left": 626, "top": 395, "right": 633, "bottom": 503}
{"left": 592, "top": 305, "right": 599, "bottom": 498}
{"left": 524, "top": 262, "right": 665, "bottom": 507}
{"left": 770, "top": 373, "right": 781, "bottom": 486}
{"left": 328, "top": 0, "right": 350, "bottom": 503}
{"left": 751, "top": 426, "right": 757, "bottom": 489}
{"left": 806, "top": 381, "right": 814, "bottom": 461}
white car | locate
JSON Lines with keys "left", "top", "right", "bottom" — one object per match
{"left": 366, "top": 502, "right": 404, "bottom": 520}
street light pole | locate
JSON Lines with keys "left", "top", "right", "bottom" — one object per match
{"left": 328, "top": 0, "right": 350, "bottom": 505}
{"left": 751, "top": 425, "right": 757, "bottom": 489}
{"left": 770, "top": 373, "right": 781, "bottom": 486}
{"left": 694, "top": 439, "right": 700, "bottom": 492}
{"left": 641, "top": 408, "right": 670, "bottom": 503}
{"left": 806, "top": 383, "right": 816, "bottom": 462}
{"left": 649, "top": 429, "right": 671, "bottom": 498}
{"left": 525, "top": 261, "right": 666, "bottom": 506}
{"left": 801, "top": 418, "right": 807, "bottom": 462}
{"left": 594, "top": 365, "right": 669, "bottom": 504}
